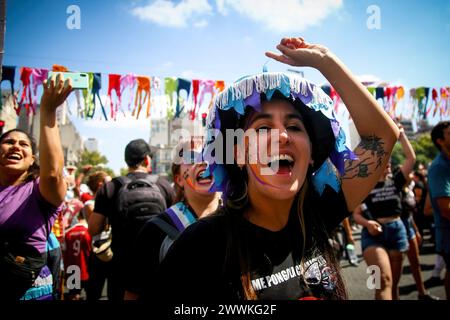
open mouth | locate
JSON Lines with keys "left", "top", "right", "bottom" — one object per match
{"left": 195, "top": 169, "right": 213, "bottom": 185}
{"left": 267, "top": 154, "right": 295, "bottom": 174}
{"left": 6, "top": 153, "right": 23, "bottom": 162}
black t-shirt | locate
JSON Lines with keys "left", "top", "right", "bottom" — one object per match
{"left": 153, "top": 186, "right": 350, "bottom": 301}
{"left": 125, "top": 204, "right": 198, "bottom": 298}
{"left": 412, "top": 180, "right": 427, "bottom": 214}
{"left": 93, "top": 172, "right": 175, "bottom": 262}
{"left": 363, "top": 169, "right": 407, "bottom": 219}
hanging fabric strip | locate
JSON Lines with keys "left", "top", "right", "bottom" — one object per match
{"left": 415, "top": 87, "right": 426, "bottom": 119}
{"left": 367, "top": 87, "right": 376, "bottom": 96}
{"left": 430, "top": 88, "right": 438, "bottom": 117}
{"left": 18, "top": 67, "right": 33, "bottom": 116}
{"left": 31, "top": 68, "right": 49, "bottom": 96}
{"left": 330, "top": 86, "right": 340, "bottom": 113}
{"left": 215, "top": 80, "right": 225, "bottom": 93}
{"left": 31, "top": 68, "right": 49, "bottom": 113}
{"left": 440, "top": 87, "right": 449, "bottom": 119}
{"left": 52, "top": 65, "right": 68, "bottom": 72}
{"left": 176, "top": 78, "right": 191, "bottom": 118}
{"left": 132, "top": 76, "right": 151, "bottom": 119}
{"left": 83, "top": 73, "right": 95, "bottom": 118}
{"left": 151, "top": 76, "right": 163, "bottom": 118}
{"left": 165, "top": 77, "right": 177, "bottom": 120}
{"left": 384, "top": 87, "right": 393, "bottom": 116}
{"left": 120, "top": 73, "right": 136, "bottom": 113}
{"left": 198, "top": 80, "right": 215, "bottom": 108}
{"left": 74, "top": 90, "right": 83, "bottom": 118}
{"left": 321, "top": 85, "right": 331, "bottom": 97}
{"left": 393, "top": 86, "right": 404, "bottom": 116}
{"left": 107, "top": 74, "right": 122, "bottom": 120}
{"left": 92, "top": 73, "right": 108, "bottom": 120}
{"left": 374, "top": 87, "right": 386, "bottom": 112}
{"left": 198, "top": 80, "right": 216, "bottom": 116}
{"left": 190, "top": 79, "right": 200, "bottom": 120}
{"left": 423, "top": 87, "right": 430, "bottom": 119}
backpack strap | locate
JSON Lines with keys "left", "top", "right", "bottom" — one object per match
{"left": 143, "top": 174, "right": 159, "bottom": 184}
{"left": 149, "top": 216, "right": 180, "bottom": 263}
{"left": 149, "top": 216, "right": 179, "bottom": 240}
{"left": 149, "top": 203, "right": 198, "bottom": 263}
{"left": 116, "top": 175, "right": 132, "bottom": 187}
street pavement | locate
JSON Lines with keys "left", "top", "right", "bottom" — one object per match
{"left": 341, "top": 225, "right": 446, "bottom": 300}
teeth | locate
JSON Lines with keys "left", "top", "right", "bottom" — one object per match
{"left": 269, "top": 154, "right": 294, "bottom": 163}
{"left": 8, "top": 154, "right": 22, "bottom": 160}
{"left": 196, "top": 169, "right": 211, "bottom": 180}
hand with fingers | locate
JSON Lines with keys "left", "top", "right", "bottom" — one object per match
{"left": 265, "top": 37, "right": 331, "bottom": 69}
{"left": 367, "top": 220, "right": 383, "bottom": 236}
{"left": 41, "top": 73, "right": 73, "bottom": 114}
{"left": 397, "top": 122, "right": 405, "bottom": 137}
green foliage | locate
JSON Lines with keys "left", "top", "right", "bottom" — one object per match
{"left": 78, "top": 150, "right": 108, "bottom": 167}
{"left": 410, "top": 134, "right": 438, "bottom": 168}
{"left": 120, "top": 167, "right": 128, "bottom": 176}
{"left": 390, "top": 133, "right": 438, "bottom": 169}
{"left": 390, "top": 143, "right": 405, "bottom": 169}
{"left": 76, "top": 150, "right": 116, "bottom": 180}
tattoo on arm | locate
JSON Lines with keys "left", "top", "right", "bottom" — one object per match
{"left": 343, "top": 135, "right": 386, "bottom": 179}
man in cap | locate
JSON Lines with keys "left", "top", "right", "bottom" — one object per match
{"left": 88, "top": 139, "right": 174, "bottom": 300}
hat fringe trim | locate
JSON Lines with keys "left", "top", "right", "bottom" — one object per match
{"left": 216, "top": 72, "right": 319, "bottom": 109}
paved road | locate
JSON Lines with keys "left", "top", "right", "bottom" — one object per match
{"left": 341, "top": 226, "right": 446, "bottom": 300}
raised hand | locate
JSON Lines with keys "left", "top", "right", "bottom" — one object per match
{"left": 265, "top": 37, "right": 330, "bottom": 69}
{"left": 41, "top": 73, "right": 73, "bottom": 114}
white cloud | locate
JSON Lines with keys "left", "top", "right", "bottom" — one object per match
{"left": 180, "top": 69, "right": 207, "bottom": 79}
{"left": 130, "top": 0, "right": 212, "bottom": 28}
{"left": 215, "top": 0, "right": 228, "bottom": 15}
{"left": 163, "top": 61, "right": 174, "bottom": 68}
{"left": 193, "top": 19, "right": 209, "bottom": 28}
{"left": 218, "top": 0, "right": 343, "bottom": 32}
{"left": 131, "top": 0, "right": 342, "bottom": 32}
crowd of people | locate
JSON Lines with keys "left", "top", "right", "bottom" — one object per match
{"left": 0, "top": 37, "right": 448, "bottom": 301}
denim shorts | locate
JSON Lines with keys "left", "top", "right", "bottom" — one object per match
{"left": 361, "top": 219, "right": 409, "bottom": 252}
{"left": 401, "top": 216, "right": 416, "bottom": 241}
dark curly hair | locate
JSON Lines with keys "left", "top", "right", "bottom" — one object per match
{"left": 0, "top": 129, "right": 40, "bottom": 182}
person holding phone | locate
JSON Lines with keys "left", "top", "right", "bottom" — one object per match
{"left": 48, "top": 72, "right": 89, "bottom": 89}
{"left": 0, "top": 74, "right": 72, "bottom": 300}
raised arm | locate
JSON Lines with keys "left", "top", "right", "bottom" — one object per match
{"left": 266, "top": 37, "right": 399, "bottom": 211}
{"left": 39, "top": 74, "right": 73, "bottom": 207}
{"left": 397, "top": 124, "right": 416, "bottom": 179}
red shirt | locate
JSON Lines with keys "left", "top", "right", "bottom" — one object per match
{"left": 80, "top": 192, "right": 94, "bottom": 203}
{"left": 64, "top": 223, "right": 92, "bottom": 281}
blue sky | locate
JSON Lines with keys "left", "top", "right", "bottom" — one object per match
{"left": 4, "top": 0, "right": 450, "bottom": 174}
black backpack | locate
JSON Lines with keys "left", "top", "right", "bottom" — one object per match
{"left": 115, "top": 175, "right": 167, "bottom": 243}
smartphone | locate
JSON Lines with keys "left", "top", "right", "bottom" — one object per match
{"left": 47, "top": 72, "right": 89, "bottom": 89}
